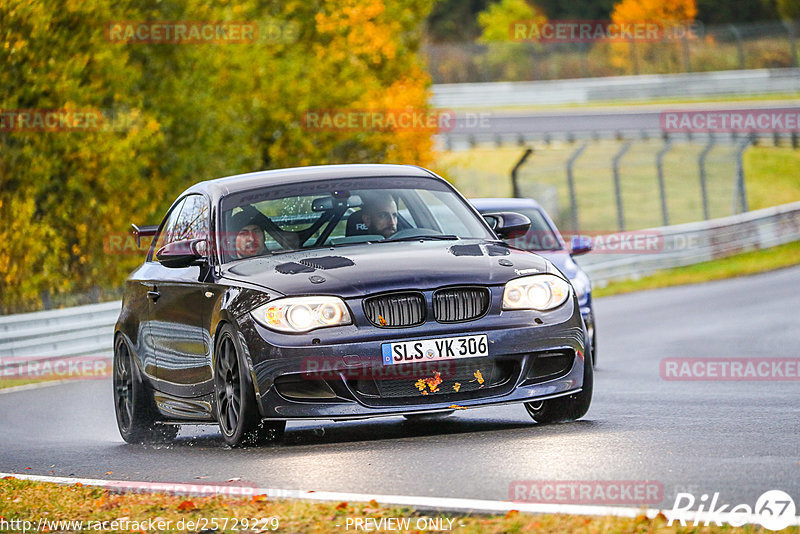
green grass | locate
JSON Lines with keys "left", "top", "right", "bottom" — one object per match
{"left": 594, "top": 240, "right": 800, "bottom": 297}
{"left": 0, "top": 478, "right": 792, "bottom": 534}
{"left": 745, "top": 145, "right": 800, "bottom": 210}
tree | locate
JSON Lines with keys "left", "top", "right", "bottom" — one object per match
{"left": 476, "top": 0, "right": 546, "bottom": 80}
{"left": 607, "top": 0, "right": 698, "bottom": 73}
{"left": 0, "top": 0, "right": 435, "bottom": 313}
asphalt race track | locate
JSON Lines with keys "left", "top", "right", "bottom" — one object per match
{"left": 1, "top": 266, "right": 799, "bottom": 511}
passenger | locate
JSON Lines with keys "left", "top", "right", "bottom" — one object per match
{"left": 229, "top": 210, "right": 267, "bottom": 259}
{"left": 361, "top": 193, "right": 398, "bottom": 239}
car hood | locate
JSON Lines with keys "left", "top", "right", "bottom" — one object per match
{"left": 534, "top": 250, "right": 580, "bottom": 280}
{"left": 220, "top": 240, "right": 554, "bottom": 298}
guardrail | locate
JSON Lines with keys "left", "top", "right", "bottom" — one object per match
{"left": 0, "top": 301, "right": 119, "bottom": 365}
{"left": 431, "top": 68, "right": 800, "bottom": 108}
{"left": 1, "top": 201, "right": 799, "bottom": 370}
{"left": 577, "top": 200, "right": 800, "bottom": 284}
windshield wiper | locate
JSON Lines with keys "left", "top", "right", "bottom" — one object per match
{"left": 385, "top": 234, "right": 460, "bottom": 242}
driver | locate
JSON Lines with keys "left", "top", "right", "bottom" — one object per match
{"left": 361, "top": 193, "right": 398, "bottom": 239}
{"left": 229, "top": 210, "right": 267, "bottom": 259}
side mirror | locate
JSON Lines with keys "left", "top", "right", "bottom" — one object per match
{"left": 482, "top": 212, "right": 531, "bottom": 240}
{"left": 569, "top": 234, "right": 593, "bottom": 256}
{"left": 156, "top": 239, "right": 208, "bottom": 268}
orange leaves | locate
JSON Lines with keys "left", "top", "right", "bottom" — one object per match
{"left": 177, "top": 500, "right": 196, "bottom": 512}
{"left": 611, "top": 0, "right": 697, "bottom": 24}
{"left": 315, "top": 0, "right": 398, "bottom": 63}
{"left": 415, "top": 371, "right": 442, "bottom": 394}
{"left": 608, "top": 0, "right": 698, "bottom": 71}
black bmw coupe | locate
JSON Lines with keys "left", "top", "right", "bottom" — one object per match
{"left": 114, "top": 164, "right": 593, "bottom": 446}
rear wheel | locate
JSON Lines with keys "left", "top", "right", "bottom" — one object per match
{"left": 525, "top": 349, "right": 593, "bottom": 424}
{"left": 214, "top": 324, "right": 285, "bottom": 447}
{"left": 113, "top": 337, "right": 179, "bottom": 444}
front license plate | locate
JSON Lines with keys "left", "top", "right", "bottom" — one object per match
{"left": 381, "top": 334, "right": 488, "bottom": 366}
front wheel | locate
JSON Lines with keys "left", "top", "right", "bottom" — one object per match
{"left": 525, "top": 349, "right": 593, "bottom": 424}
{"left": 214, "top": 324, "right": 285, "bottom": 447}
{"left": 113, "top": 337, "right": 179, "bottom": 444}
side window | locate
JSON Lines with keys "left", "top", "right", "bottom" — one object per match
{"left": 173, "top": 195, "right": 209, "bottom": 242}
{"left": 151, "top": 198, "right": 187, "bottom": 259}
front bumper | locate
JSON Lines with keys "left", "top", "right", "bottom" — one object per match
{"left": 238, "top": 291, "right": 588, "bottom": 420}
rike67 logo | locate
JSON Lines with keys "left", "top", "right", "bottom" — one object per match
{"left": 669, "top": 490, "right": 797, "bottom": 530}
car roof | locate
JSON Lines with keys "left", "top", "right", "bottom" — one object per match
{"left": 469, "top": 197, "right": 543, "bottom": 211}
{"left": 181, "top": 164, "right": 440, "bottom": 200}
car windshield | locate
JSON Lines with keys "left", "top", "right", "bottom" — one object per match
{"left": 218, "top": 176, "right": 495, "bottom": 262}
{"left": 488, "top": 207, "right": 563, "bottom": 252}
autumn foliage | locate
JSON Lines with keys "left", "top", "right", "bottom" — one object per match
{"left": 0, "top": 0, "right": 434, "bottom": 312}
{"left": 608, "top": 0, "right": 698, "bottom": 72}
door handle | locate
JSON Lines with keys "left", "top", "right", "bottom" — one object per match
{"left": 147, "top": 288, "right": 160, "bottom": 302}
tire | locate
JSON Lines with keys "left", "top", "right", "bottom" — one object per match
{"left": 113, "top": 337, "right": 179, "bottom": 444}
{"left": 524, "top": 348, "right": 593, "bottom": 424}
{"left": 214, "top": 324, "right": 285, "bottom": 447}
{"left": 403, "top": 410, "right": 455, "bottom": 421}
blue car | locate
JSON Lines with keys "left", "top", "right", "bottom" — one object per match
{"left": 471, "top": 198, "right": 596, "bottom": 366}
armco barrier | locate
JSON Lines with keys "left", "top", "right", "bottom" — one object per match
{"left": 577, "top": 200, "right": 800, "bottom": 283}
{"left": 1, "top": 201, "right": 799, "bottom": 370}
{"left": 0, "top": 301, "right": 119, "bottom": 368}
{"left": 431, "top": 68, "right": 800, "bottom": 108}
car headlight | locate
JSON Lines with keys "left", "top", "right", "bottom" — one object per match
{"left": 502, "top": 274, "right": 571, "bottom": 311}
{"left": 251, "top": 296, "right": 352, "bottom": 333}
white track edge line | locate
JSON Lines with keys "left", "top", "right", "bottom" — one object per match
{"left": 0, "top": 379, "right": 83, "bottom": 395}
{"left": 3, "top": 472, "right": 798, "bottom": 527}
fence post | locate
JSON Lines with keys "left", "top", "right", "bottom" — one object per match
{"left": 728, "top": 24, "right": 745, "bottom": 69}
{"left": 656, "top": 138, "right": 673, "bottom": 226}
{"left": 698, "top": 136, "right": 715, "bottom": 220}
{"left": 681, "top": 34, "right": 691, "bottom": 72}
{"left": 612, "top": 141, "right": 633, "bottom": 231}
{"left": 511, "top": 148, "right": 534, "bottom": 198}
{"left": 783, "top": 20, "right": 799, "bottom": 68}
{"left": 734, "top": 137, "right": 752, "bottom": 214}
{"left": 628, "top": 39, "right": 640, "bottom": 75}
{"left": 566, "top": 142, "right": 588, "bottom": 231}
